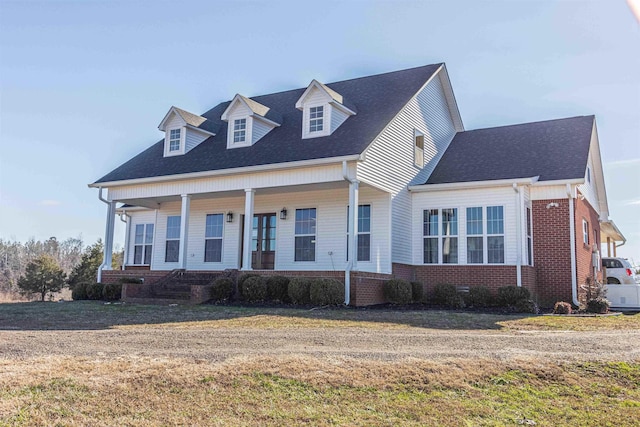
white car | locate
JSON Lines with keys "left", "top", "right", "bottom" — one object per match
{"left": 602, "top": 257, "right": 638, "bottom": 285}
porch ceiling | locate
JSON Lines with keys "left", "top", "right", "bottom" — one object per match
{"left": 600, "top": 220, "right": 626, "bottom": 243}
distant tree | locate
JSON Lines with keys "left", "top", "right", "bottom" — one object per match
{"left": 67, "top": 240, "right": 103, "bottom": 288}
{"left": 17, "top": 255, "right": 66, "bottom": 301}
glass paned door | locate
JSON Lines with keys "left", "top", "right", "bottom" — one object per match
{"left": 251, "top": 213, "right": 276, "bottom": 269}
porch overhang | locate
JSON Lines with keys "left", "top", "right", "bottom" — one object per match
{"left": 600, "top": 219, "right": 626, "bottom": 257}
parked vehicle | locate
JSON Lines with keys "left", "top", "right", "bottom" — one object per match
{"left": 602, "top": 257, "right": 639, "bottom": 285}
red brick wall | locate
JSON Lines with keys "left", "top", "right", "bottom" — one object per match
{"left": 531, "top": 199, "right": 573, "bottom": 307}
{"left": 414, "top": 264, "right": 524, "bottom": 294}
{"left": 392, "top": 263, "right": 415, "bottom": 281}
{"left": 574, "top": 193, "right": 604, "bottom": 303}
{"left": 101, "top": 270, "right": 169, "bottom": 285}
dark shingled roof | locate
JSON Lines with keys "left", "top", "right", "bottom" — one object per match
{"left": 94, "top": 64, "right": 442, "bottom": 184}
{"left": 424, "top": 115, "right": 595, "bottom": 185}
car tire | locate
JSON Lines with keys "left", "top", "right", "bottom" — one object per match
{"left": 607, "top": 277, "right": 620, "bottom": 284}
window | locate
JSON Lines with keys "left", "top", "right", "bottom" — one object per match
{"left": 414, "top": 130, "right": 424, "bottom": 167}
{"left": 233, "top": 118, "right": 246, "bottom": 143}
{"left": 169, "top": 129, "right": 181, "bottom": 152}
{"left": 466, "top": 207, "right": 483, "bottom": 264}
{"left": 423, "top": 209, "right": 439, "bottom": 263}
{"left": 583, "top": 219, "right": 589, "bottom": 245}
{"left": 295, "top": 208, "right": 316, "bottom": 261}
{"left": 346, "top": 205, "right": 371, "bottom": 262}
{"left": 526, "top": 207, "right": 533, "bottom": 266}
{"left": 165, "top": 216, "right": 181, "bottom": 262}
{"left": 309, "top": 106, "right": 324, "bottom": 132}
{"left": 487, "top": 206, "right": 504, "bottom": 263}
{"left": 204, "top": 214, "right": 223, "bottom": 262}
{"left": 133, "top": 224, "right": 154, "bottom": 265}
{"left": 441, "top": 208, "right": 458, "bottom": 263}
{"left": 587, "top": 166, "right": 591, "bottom": 183}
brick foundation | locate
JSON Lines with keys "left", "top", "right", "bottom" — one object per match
{"left": 101, "top": 270, "right": 169, "bottom": 285}
{"left": 574, "top": 193, "right": 604, "bottom": 303}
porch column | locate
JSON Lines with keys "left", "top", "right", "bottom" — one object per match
{"left": 178, "top": 194, "right": 191, "bottom": 269}
{"left": 102, "top": 201, "right": 116, "bottom": 271}
{"left": 607, "top": 237, "right": 611, "bottom": 257}
{"left": 348, "top": 180, "right": 360, "bottom": 271}
{"left": 242, "top": 189, "right": 255, "bottom": 270}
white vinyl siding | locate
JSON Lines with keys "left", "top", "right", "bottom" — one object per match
{"left": 412, "top": 186, "right": 518, "bottom": 265}
{"left": 142, "top": 185, "right": 390, "bottom": 273}
{"left": 252, "top": 119, "right": 272, "bottom": 145}
{"left": 330, "top": 107, "right": 349, "bottom": 133}
{"left": 204, "top": 214, "right": 224, "bottom": 263}
{"left": 357, "top": 69, "right": 457, "bottom": 264}
{"left": 184, "top": 128, "right": 210, "bottom": 153}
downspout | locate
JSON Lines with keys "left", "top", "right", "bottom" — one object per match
{"left": 513, "top": 184, "right": 522, "bottom": 287}
{"left": 567, "top": 184, "right": 580, "bottom": 306}
{"left": 97, "top": 187, "right": 110, "bottom": 283}
{"left": 342, "top": 161, "right": 356, "bottom": 306}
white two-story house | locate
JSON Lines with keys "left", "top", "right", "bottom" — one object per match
{"left": 90, "top": 63, "right": 625, "bottom": 306}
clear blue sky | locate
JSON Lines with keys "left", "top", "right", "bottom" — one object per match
{"left": 1, "top": 0, "right": 638, "bottom": 260}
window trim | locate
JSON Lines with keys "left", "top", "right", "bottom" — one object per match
{"left": 165, "top": 127, "right": 185, "bottom": 156}
{"left": 346, "top": 204, "right": 372, "bottom": 262}
{"left": 309, "top": 105, "right": 324, "bottom": 133}
{"left": 486, "top": 205, "right": 505, "bottom": 264}
{"left": 423, "top": 208, "right": 459, "bottom": 264}
{"left": 302, "top": 103, "right": 331, "bottom": 139}
{"left": 165, "top": 215, "right": 181, "bottom": 263}
{"left": 133, "top": 223, "right": 154, "bottom": 265}
{"left": 226, "top": 115, "right": 253, "bottom": 148}
{"left": 294, "top": 207, "right": 317, "bottom": 262}
{"left": 526, "top": 206, "right": 533, "bottom": 266}
{"left": 414, "top": 129, "right": 425, "bottom": 168}
{"left": 233, "top": 118, "right": 247, "bottom": 144}
{"left": 204, "top": 213, "right": 224, "bottom": 263}
{"left": 582, "top": 219, "right": 589, "bottom": 245}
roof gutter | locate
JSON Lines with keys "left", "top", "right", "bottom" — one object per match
{"left": 409, "top": 176, "right": 539, "bottom": 192}
{"left": 88, "top": 154, "right": 361, "bottom": 188}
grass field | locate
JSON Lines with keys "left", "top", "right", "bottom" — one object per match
{"left": 1, "top": 302, "right": 639, "bottom": 426}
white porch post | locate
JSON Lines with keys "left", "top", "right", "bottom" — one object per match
{"left": 348, "top": 180, "right": 360, "bottom": 271}
{"left": 122, "top": 214, "right": 131, "bottom": 268}
{"left": 178, "top": 194, "right": 191, "bottom": 269}
{"left": 242, "top": 189, "right": 255, "bottom": 271}
{"left": 102, "top": 200, "right": 116, "bottom": 273}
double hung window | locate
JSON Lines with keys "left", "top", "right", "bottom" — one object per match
{"left": 165, "top": 216, "right": 181, "bottom": 262}
{"left": 486, "top": 206, "right": 504, "bottom": 263}
{"left": 423, "top": 208, "right": 458, "bottom": 264}
{"left": 309, "top": 106, "right": 324, "bottom": 132}
{"left": 169, "top": 129, "right": 181, "bottom": 152}
{"left": 295, "top": 208, "right": 316, "bottom": 261}
{"left": 233, "top": 118, "right": 246, "bottom": 143}
{"left": 346, "top": 205, "right": 371, "bottom": 262}
{"left": 204, "top": 214, "right": 223, "bottom": 262}
{"left": 133, "top": 224, "right": 153, "bottom": 265}
{"left": 466, "top": 207, "right": 483, "bottom": 264}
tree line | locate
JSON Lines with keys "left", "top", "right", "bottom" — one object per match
{"left": 0, "top": 237, "right": 123, "bottom": 300}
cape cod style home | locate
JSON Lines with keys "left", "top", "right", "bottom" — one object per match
{"left": 90, "top": 63, "right": 625, "bottom": 307}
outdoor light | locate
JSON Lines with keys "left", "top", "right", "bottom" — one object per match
{"left": 280, "top": 207, "right": 288, "bottom": 220}
{"left": 226, "top": 212, "right": 233, "bottom": 223}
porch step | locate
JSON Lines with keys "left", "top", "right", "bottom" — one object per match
{"left": 152, "top": 283, "right": 191, "bottom": 300}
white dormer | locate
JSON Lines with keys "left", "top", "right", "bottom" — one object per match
{"left": 295, "top": 80, "right": 356, "bottom": 139}
{"left": 158, "top": 107, "right": 216, "bottom": 157}
{"left": 221, "top": 94, "right": 281, "bottom": 149}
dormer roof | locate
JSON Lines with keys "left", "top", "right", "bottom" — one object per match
{"left": 158, "top": 106, "right": 218, "bottom": 135}
{"left": 221, "top": 94, "right": 282, "bottom": 126}
{"left": 295, "top": 79, "right": 357, "bottom": 115}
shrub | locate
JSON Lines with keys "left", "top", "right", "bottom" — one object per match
{"left": 497, "top": 286, "right": 531, "bottom": 307}
{"left": 432, "top": 284, "right": 465, "bottom": 309}
{"left": 383, "top": 279, "right": 413, "bottom": 305}
{"left": 240, "top": 276, "right": 267, "bottom": 302}
{"left": 309, "top": 278, "right": 345, "bottom": 306}
{"left": 514, "top": 299, "right": 539, "bottom": 314}
{"left": 266, "top": 276, "right": 290, "bottom": 302}
{"left": 210, "top": 277, "right": 234, "bottom": 302}
{"left": 586, "top": 298, "right": 610, "bottom": 314}
{"left": 411, "top": 281, "right": 424, "bottom": 303}
{"left": 238, "top": 273, "right": 261, "bottom": 289}
{"left": 288, "top": 277, "right": 312, "bottom": 305}
{"left": 86, "top": 283, "right": 105, "bottom": 300}
{"left": 465, "top": 286, "right": 493, "bottom": 308}
{"left": 553, "top": 301, "right": 573, "bottom": 315}
{"left": 102, "top": 283, "right": 122, "bottom": 301}
{"left": 118, "top": 277, "right": 143, "bottom": 284}
{"left": 71, "top": 282, "right": 89, "bottom": 301}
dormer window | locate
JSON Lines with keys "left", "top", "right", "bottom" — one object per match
{"left": 233, "top": 119, "right": 247, "bottom": 143}
{"left": 309, "top": 106, "right": 324, "bottom": 132}
{"left": 169, "top": 129, "right": 181, "bottom": 152}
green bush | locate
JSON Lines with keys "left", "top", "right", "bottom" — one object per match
{"left": 497, "top": 286, "right": 531, "bottom": 307}
{"left": 432, "top": 284, "right": 465, "bottom": 309}
{"left": 586, "top": 298, "right": 610, "bottom": 314}
{"left": 514, "top": 299, "right": 539, "bottom": 314}
{"left": 411, "top": 281, "right": 424, "bottom": 303}
{"left": 86, "top": 283, "right": 105, "bottom": 300}
{"left": 241, "top": 276, "right": 267, "bottom": 302}
{"left": 309, "top": 278, "right": 345, "bottom": 306}
{"left": 238, "top": 273, "right": 261, "bottom": 290}
{"left": 210, "top": 277, "right": 234, "bottom": 302}
{"left": 118, "top": 277, "right": 143, "bottom": 284}
{"left": 266, "top": 276, "right": 290, "bottom": 302}
{"left": 383, "top": 279, "right": 412, "bottom": 305}
{"left": 71, "top": 282, "right": 89, "bottom": 301}
{"left": 288, "top": 277, "right": 312, "bottom": 305}
{"left": 553, "top": 301, "right": 573, "bottom": 315}
{"left": 464, "top": 286, "right": 493, "bottom": 308}
{"left": 102, "top": 283, "right": 122, "bottom": 301}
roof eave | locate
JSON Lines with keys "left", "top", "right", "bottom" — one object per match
{"left": 409, "top": 176, "right": 540, "bottom": 192}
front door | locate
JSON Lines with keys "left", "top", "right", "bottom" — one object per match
{"left": 251, "top": 213, "right": 276, "bottom": 269}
